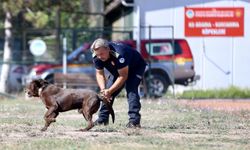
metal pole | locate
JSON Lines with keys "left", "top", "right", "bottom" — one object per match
{"left": 136, "top": 5, "right": 141, "bottom": 53}
{"left": 148, "top": 25, "right": 152, "bottom": 97}
{"left": 63, "top": 36, "right": 67, "bottom": 89}
{"left": 171, "top": 26, "right": 175, "bottom": 99}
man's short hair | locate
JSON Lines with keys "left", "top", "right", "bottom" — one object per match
{"left": 91, "top": 38, "right": 109, "bottom": 52}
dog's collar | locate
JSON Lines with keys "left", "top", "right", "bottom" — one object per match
{"left": 38, "top": 85, "right": 49, "bottom": 97}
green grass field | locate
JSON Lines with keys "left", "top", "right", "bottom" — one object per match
{"left": 0, "top": 96, "right": 249, "bottom": 150}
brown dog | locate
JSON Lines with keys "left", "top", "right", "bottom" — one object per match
{"left": 25, "top": 79, "right": 114, "bottom": 131}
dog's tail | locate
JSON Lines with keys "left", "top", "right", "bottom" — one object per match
{"left": 97, "top": 94, "right": 115, "bottom": 123}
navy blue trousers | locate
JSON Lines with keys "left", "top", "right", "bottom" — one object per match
{"left": 98, "top": 67, "right": 145, "bottom": 124}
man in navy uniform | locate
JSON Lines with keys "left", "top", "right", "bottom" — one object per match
{"left": 91, "top": 38, "right": 147, "bottom": 128}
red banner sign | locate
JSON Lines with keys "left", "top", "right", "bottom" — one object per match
{"left": 185, "top": 7, "right": 244, "bottom": 37}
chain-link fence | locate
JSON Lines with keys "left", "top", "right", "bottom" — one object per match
{"left": 0, "top": 26, "right": 197, "bottom": 99}
{"left": 0, "top": 27, "right": 133, "bottom": 93}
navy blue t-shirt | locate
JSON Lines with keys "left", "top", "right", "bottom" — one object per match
{"left": 93, "top": 42, "right": 146, "bottom": 78}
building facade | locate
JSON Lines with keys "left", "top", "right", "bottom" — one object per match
{"left": 129, "top": 0, "right": 250, "bottom": 90}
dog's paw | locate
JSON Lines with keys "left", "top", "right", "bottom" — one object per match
{"left": 40, "top": 127, "right": 47, "bottom": 131}
{"left": 45, "top": 118, "right": 56, "bottom": 123}
{"left": 50, "top": 118, "right": 56, "bottom": 122}
{"left": 78, "top": 128, "right": 88, "bottom": 132}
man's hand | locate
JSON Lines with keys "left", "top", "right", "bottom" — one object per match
{"left": 100, "top": 89, "right": 112, "bottom": 102}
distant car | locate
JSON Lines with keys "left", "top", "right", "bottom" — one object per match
{"left": 23, "top": 39, "right": 199, "bottom": 97}
{"left": 22, "top": 43, "right": 94, "bottom": 86}
{"left": 121, "top": 39, "right": 200, "bottom": 97}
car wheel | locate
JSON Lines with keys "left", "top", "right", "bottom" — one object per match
{"left": 145, "top": 74, "right": 169, "bottom": 98}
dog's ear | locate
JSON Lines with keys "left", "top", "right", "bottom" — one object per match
{"left": 33, "top": 79, "right": 42, "bottom": 88}
{"left": 36, "top": 79, "right": 49, "bottom": 87}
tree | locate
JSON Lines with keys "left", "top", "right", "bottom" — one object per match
{"left": 0, "top": 1, "right": 23, "bottom": 93}
{"left": 0, "top": 0, "right": 90, "bottom": 93}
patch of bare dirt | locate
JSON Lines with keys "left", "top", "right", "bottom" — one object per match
{"left": 0, "top": 123, "right": 124, "bottom": 143}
